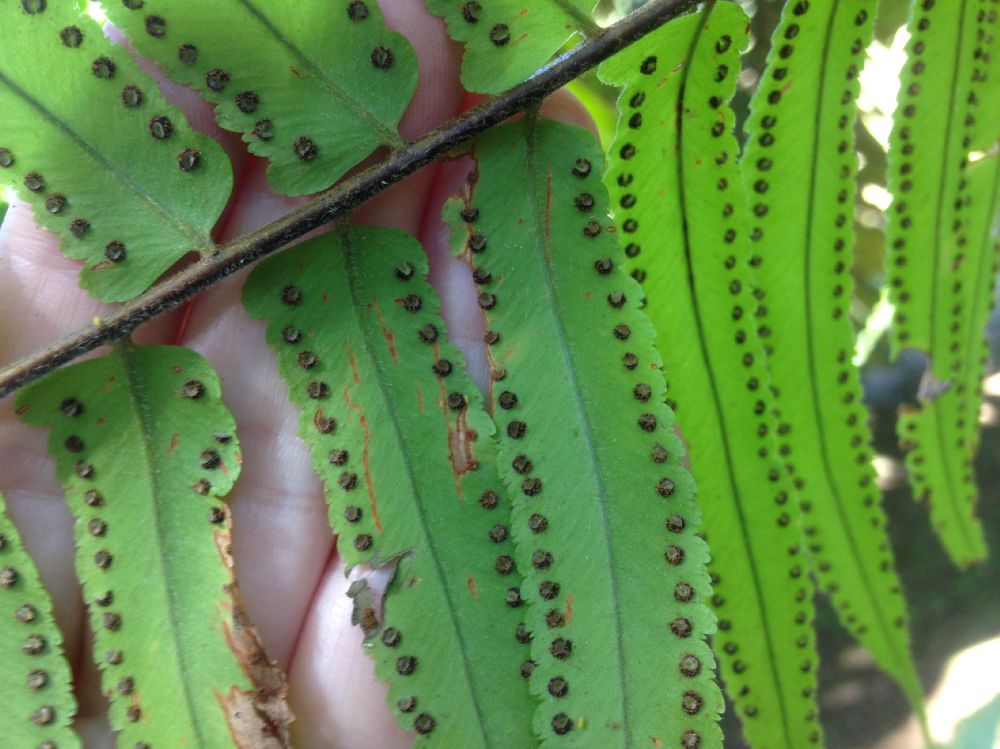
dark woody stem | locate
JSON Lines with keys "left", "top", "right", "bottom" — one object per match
{"left": 0, "top": 0, "right": 697, "bottom": 398}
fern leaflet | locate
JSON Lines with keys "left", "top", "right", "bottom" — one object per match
{"left": 17, "top": 344, "right": 291, "bottom": 748}
{"left": 885, "top": 0, "right": 999, "bottom": 567}
{"left": 426, "top": 0, "right": 600, "bottom": 94}
{"left": 102, "top": 0, "right": 418, "bottom": 196}
{"left": 242, "top": 225, "right": 535, "bottom": 748}
{"left": 601, "top": 2, "right": 823, "bottom": 745}
{"left": 0, "top": 491, "right": 80, "bottom": 749}
{"left": 444, "top": 116, "right": 722, "bottom": 748}
{"left": 739, "top": 0, "right": 925, "bottom": 713}
{"left": 0, "top": 0, "right": 231, "bottom": 301}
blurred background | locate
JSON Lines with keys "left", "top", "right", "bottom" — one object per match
{"left": 578, "top": 1, "right": 1000, "bottom": 747}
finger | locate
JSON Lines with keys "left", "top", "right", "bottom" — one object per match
{"left": 288, "top": 555, "right": 411, "bottom": 749}
{"left": 352, "top": 0, "right": 466, "bottom": 236}
{"left": 177, "top": 161, "right": 327, "bottom": 671}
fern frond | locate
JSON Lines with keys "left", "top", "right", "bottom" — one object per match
{"left": 17, "top": 345, "right": 291, "bottom": 748}
{"left": 445, "top": 116, "right": 722, "bottom": 748}
{"left": 101, "top": 0, "right": 417, "bottom": 195}
{"left": 0, "top": 491, "right": 80, "bottom": 749}
{"left": 739, "top": 0, "right": 925, "bottom": 711}
{"left": 601, "top": 3, "right": 823, "bottom": 745}
{"left": 242, "top": 226, "right": 535, "bottom": 748}
{"left": 426, "top": 0, "right": 599, "bottom": 94}
{"left": 0, "top": 0, "right": 231, "bottom": 301}
{"left": 885, "top": 0, "right": 999, "bottom": 567}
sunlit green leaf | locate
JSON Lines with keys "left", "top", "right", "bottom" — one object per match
{"left": 739, "top": 0, "right": 925, "bottom": 715}
{"left": 601, "top": 3, "right": 823, "bottom": 745}
{"left": 0, "top": 491, "right": 80, "bottom": 749}
{"left": 445, "top": 116, "right": 723, "bottom": 748}
{"left": 885, "top": 0, "right": 999, "bottom": 567}
{"left": 17, "top": 344, "right": 291, "bottom": 749}
{"left": 243, "top": 225, "right": 535, "bottom": 748}
{"left": 102, "top": 0, "right": 417, "bottom": 195}
{"left": 0, "top": 0, "right": 231, "bottom": 301}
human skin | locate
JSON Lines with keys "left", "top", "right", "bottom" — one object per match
{"left": 0, "top": 1, "right": 593, "bottom": 746}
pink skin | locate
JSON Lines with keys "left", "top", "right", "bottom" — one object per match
{"left": 0, "top": 2, "right": 593, "bottom": 746}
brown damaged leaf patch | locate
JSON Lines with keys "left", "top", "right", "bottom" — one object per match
{"left": 213, "top": 520, "right": 294, "bottom": 748}
{"left": 448, "top": 408, "right": 479, "bottom": 479}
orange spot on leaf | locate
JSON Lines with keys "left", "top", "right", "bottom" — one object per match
{"left": 371, "top": 298, "right": 398, "bottom": 361}
{"left": 344, "top": 386, "right": 383, "bottom": 533}
{"left": 346, "top": 344, "right": 361, "bottom": 385}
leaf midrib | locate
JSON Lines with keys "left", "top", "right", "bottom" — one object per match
{"left": 522, "top": 113, "right": 630, "bottom": 743}
{"left": 116, "top": 344, "right": 205, "bottom": 743}
{"left": 800, "top": 0, "right": 909, "bottom": 675}
{"left": 0, "top": 71, "right": 208, "bottom": 248}
{"left": 673, "top": 6, "right": 795, "bottom": 744}
{"left": 234, "top": 0, "right": 405, "bottom": 148}
{"left": 339, "top": 232, "right": 492, "bottom": 748}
